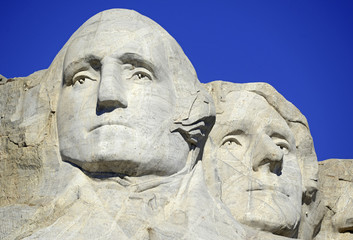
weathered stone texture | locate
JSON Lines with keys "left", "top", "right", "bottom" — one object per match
{"left": 314, "top": 159, "right": 353, "bottom": 240}
{"left": 0, "top": 70, "right": 48, "bottom": 206}
{"left": 0, "top": 8, "right": 352, "bottom": 240}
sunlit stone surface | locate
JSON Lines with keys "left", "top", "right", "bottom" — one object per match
{"left": 314, "top": 159, "right": 353, "bottom": 240}
{"left": 203, "top": 81, "right": 323, "bottom": 239}
{"left": 0, "top": 9, "right": 351, "bottom": 240}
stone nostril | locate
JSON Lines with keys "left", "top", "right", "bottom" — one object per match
{"left": 338, "top": 226, "right": 353, "bottom": 234}
{"left": 269, "top": 161, "right": 282, "bottom": 176}
{"left": 96, "top": 99, "right": 127, "bottom": 115}
{"left": 98, "top": 99, "right": 127, "bottom": 109}
{"left": 253, "top": 158, "right": 283, "bottom": 176}
{"left": 253, "top": 158, "right": 270, "bottom": 172}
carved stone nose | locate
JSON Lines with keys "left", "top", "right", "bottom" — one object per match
{"left": 252, "top": 135, "right": 283, "bottom": 176}
{"left": 254, "top": 157, "right": 283, "bottom": 176}
{"left": 97, "top": 59, "right": 127, "bottom": 113}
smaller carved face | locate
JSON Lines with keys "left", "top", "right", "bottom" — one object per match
{"left": 206, "top": 91, "right": 302, "bottom": 237}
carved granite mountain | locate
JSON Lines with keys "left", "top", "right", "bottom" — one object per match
{"left": 0, "top": 8, "right": 352, "bottom": 240}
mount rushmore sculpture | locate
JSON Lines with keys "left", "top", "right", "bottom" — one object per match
{"left": 0, "top": 9, "right": 352, "bottom": 240}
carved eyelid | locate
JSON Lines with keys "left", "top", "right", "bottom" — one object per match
{"left": 220, "top": 130, "right": 244, "bottom": 147}
{"left": 72, "top": 71, "right": 97, "bottom": 85}
{"left": 120, "top": 54, "right": 156, "bottom": 78}
{"left": 64, "top": 58, "right": 101, "bottom": 85}
{"left": 271, "top": 133, "right": 290, "bottom": 151}
{"left": 130, "top": 68, "right": 153, "bottom": 80}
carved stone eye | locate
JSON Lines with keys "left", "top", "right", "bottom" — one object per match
{"left": 78, "top": 78, "right": 85, "bottom": 84}
{"left": 135, "top": 72, "right": 151, "bottom": 80}
{"left": 271, "top": 134, "right": 290, "bottom": 155}
{"left": 71, "top": 71, "right": 97, "bottom": 86}
{"left": 131, "top": 71, "right": 152, "bottom": 83}
{"left": 221, "top": 137, "right": 242, "bottom": 147}
{"left": 72, "top": 76, "right": 86, "bottom": 85}
{"left": 277, "top": 144, "right": 289, "bottom": 155}
{"left": 274, "top": 142, "right": 290, "bottom": 155}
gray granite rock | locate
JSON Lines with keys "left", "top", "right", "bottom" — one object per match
{"left": 314, "top": 159, "right": 353, "bottom": 240}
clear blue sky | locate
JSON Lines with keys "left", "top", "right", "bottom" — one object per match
{"left": 1, "top": 0, "right": 352, "bottom": 161}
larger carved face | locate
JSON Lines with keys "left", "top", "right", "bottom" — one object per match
{"left": 206, "top": 91, "right": 302, "bottom": 237}
{"left": 56, "top": 16, "right": 190, "bottom": 177}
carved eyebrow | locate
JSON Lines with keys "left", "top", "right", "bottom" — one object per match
{"left": 270, "top": 132, "right": 294, "bottom": 149}
{"left": 270, "top": 132, "right": 287, "bottom": 140}
{"left": 223, "top": 129, "right": 245, "bottom": 137}
{"left": 221, "top": 129, "right": 245, "bottom": 146}
{"left": 119, "top": 53, "right": 156, "bottom": 77}
{"left": 63, "top": 56, "right": 101, "bottom": 85}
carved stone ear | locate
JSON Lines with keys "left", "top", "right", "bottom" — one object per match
{"left": 171, "top": 88, "right": 215, "bottom": 147}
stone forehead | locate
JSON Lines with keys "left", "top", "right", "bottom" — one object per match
{"left": 70, "top": 9, "right": 168, "bottom": 41}
{"left": 64, "top": 9, "right": 193, "bottom": 77}
{"left": 206, "top": 81, "right": 308, "bottom": 126}
{"left": 224, "top": 90, "right": 271, "bottom": 109}
{"left": 215, "top": 90, "right": 293, "bottom": 140}
{"left": 219, "top": 90, "right": 283, "bottom": 120}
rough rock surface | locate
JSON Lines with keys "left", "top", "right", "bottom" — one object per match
{"left": 0, "top": 69, "right": 49, "bottom": 206}
{"left": 0, "top": 74, "right": 7, "bottom": 84}
{"left": 314, "top": 159, "right": 353, "bottom": 240}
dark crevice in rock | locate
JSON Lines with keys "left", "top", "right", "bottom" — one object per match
{"left": 326, "top": 205, "right": 336, "bottom": 214}
{"left": 288, "top": 120, "right": 309, "bottom": 130}
{"left": 8, "top": 136, "right": 27, "bottom": 148}
{"left": 338, "top": 178, "right": 352, "bottom": 182}
{"left": 338, "top": 226, "right": 353, "bottom": 234}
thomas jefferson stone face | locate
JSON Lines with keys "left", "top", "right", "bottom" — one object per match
{"left": 56, "top": 17, "right": 189, "bottom": 177}
{"left": 207, "top": 91, "right": 302, "bottom": 237}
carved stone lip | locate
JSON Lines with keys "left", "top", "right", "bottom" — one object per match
{"left": 247, "top": 186, "right": 290, "bottom": 198}
{"left": 89, "top": 122, "right": 132, "bottom": 132}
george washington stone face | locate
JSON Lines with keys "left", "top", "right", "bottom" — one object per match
{"left": 57, "top": 10, "right": 196, "bottom": 177}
